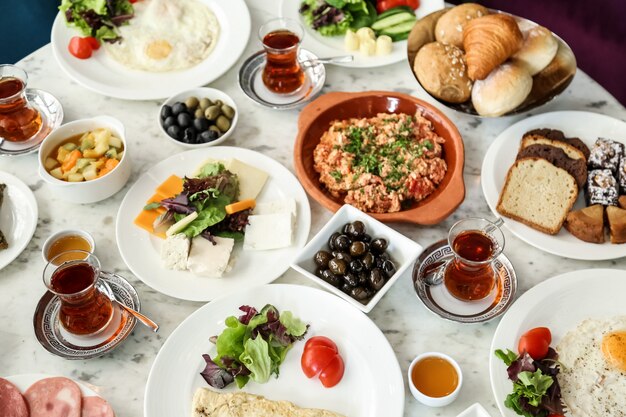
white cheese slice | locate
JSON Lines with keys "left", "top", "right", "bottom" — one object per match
{"left": 160, "top": 234, "right": 190, "bottom": 270}
{"left": 166, "top": 211, "right": 198, "bottom": 237}
{"left": 225, "top": 158, "right": 269, "bottom": 201}
{"left": 187, "top": 236, "right": 234, "bottom": 277}
{"left": 252, "top": 198, "right": 296, "bottom": 217}
{"left": 243, "top": 213, "right": 293, "bottom": 251}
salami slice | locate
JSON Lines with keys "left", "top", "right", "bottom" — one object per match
{"left": 0, "top": 378, "right": 29, "bottom": 417}
{"left": 81, "top": 396, "right": 115, "bottom": 417}
{"left": 24, "top": 377, "right": 81, "bottom": 417}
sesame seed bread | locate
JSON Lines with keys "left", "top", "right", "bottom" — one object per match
{"left": 497, "top": 157, "right": 578, "bottom": 235}
{"left": 521, "top": 133, "right": 586, "bottom": 161}
{"left": 414, "top": 41, "right": 472, "bottom": 103}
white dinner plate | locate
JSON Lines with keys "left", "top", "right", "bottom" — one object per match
{"left": 4, "top": 373, "right": 100, "bottom": 397}
{"left": 115, "top": 147, "right": 311, "bottom": 301}
{"left": 481, "top": 111, "right": 626, "bottom": 260}
{"left": 50, "top": 0, "right": 250, "bottom": 100}
{"left": 489, "top": 268, "right": 626, "bottom": 417}
{"left": 0, "top": 172, "right": 38, "bottom": 271}
{"left": 279, "top": 0, "right": 444, "bottom": 68}
{"left": 144, "top": 284, "right": 404, "bottom": 417}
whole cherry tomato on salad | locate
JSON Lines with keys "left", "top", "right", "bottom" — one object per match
{"left": 84, "top": 37, "right": 100, "bottom": 50}
{"left": 68, "top": 37, "right": 93, "bottom": 59}
{"left": 301, "top": 336, "right": 345, "bottom": 388}
{"left": 377, "top": 0, "right": 420, "bottom": 13}
{"left": 518, "top": 327, "right": 552, "bottom": 360}
{"left": 547, "top": 415, "right": 565, "bottom": 417}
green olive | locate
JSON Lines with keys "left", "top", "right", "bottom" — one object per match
{"left": 199, "top": 98, "right": 212, "bottom": 110}
{"left": 205, "top": 105, "right": 221, "bottom": 121}
{"left": 209, "top": 125, "right": 222, "bottom": 135}
{"left": 214, "top": 99, "right": 223, "bottom": 107}
{"left": 221, "top": 104, "right": 235, "bottom": 119}
{"left": 216, "top": 115, "right": 231, "bottom": 132}
{"left": 185, "top": 96, "right": 199, "bottom": 110}
{"left": 194, "top": 108, "right": 205, "bottom": 119}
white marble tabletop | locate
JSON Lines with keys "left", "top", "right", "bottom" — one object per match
{"left": 1, "top": 1, "right": 625, "bottom": 416}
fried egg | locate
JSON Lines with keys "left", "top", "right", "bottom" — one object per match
{"left": 557, "top": 317, "right": 626, "bottom": 417}
{"left": 104, "top": 0, "right": 219, "bottom": 72}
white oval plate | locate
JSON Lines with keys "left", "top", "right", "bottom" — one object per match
{"left": 50, "top": 0, "right": 250, "bottom": 100}
{"left": 5, "top": 373, "right": 100, "bottom": 398}
{"left": 489, "top": 268, "right": 626, "bottom": 417}
{"left": 278, "top": 0, "right": 444, "bottom": 68}
{"left": 115, "top": 147, "right": 311, "bottom": 301}
{"left": 144, "top": 284, "right": 404, "bottom": 417}
{"left": 481, "top": 111, "right": 626, "bottom": 260}
{"left": 0, "top": 172, "right": 38, "bottom": 271}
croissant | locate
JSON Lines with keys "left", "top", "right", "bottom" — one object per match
{"left": 463, "top": 14, "right": 523, "bottom": 81}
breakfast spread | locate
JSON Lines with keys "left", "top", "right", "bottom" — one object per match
{"left": 0, "top": 183, "right": 7, "bottom": 251}
{"left": 313, "top": 111, "right": 447, "bottom": 213}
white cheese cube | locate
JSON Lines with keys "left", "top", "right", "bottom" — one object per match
{"left": 252, "top": 198, "right": 297, "bottom": 217}
{"left": 187, "top": 236, "right": 234, "bottom": 277}
{"left": 225, "top": 159, "right": 269, "bottom": 201}
{"left": 243, "top": 213, "right": 293, "bottom": 251}
{"left": 160, "top": 234, "right": 190, "bottom": 270}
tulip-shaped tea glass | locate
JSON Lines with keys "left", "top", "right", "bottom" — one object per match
{"left": 0, "top": 65, "right": 42, "bottom": 142}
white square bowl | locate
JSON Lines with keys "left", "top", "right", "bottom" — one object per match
{"left": 456, "top": 403, "right": 493, "bottom": 417}
{"left": 290, "top": 204, "right": 423, "bottom": 313}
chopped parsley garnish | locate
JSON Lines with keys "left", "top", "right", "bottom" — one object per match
{"left": 330, "top": 170, "right": 343, "bottom": 181}
{"left": 423, "top": 140, "right": 433, "bottom": 150}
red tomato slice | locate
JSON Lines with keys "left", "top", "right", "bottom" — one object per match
{"left": 301, "top": 345, "right": 338, "bottom": 379}
{"left": 84, "top": 37, "right": 100, "bottom": 50}
{"left": 518, "top": 327, "right": 552, "bottom": 360}
{"left": 547, "top": 415, "right": 565, "bottom": 417}
{"left": 68, "top": 37, "right": 92, "bottom": 59}
{"left": 319, "top": 355, "right": 345, "bottom": 388}
{"left": 406, "top": 0, "right": 420, "bottom": 9}
{"left": 305, "top": 336, "right": 338, "bottom": 352}
{"left": 377, "top": 0, "right": 407, "bottom": 14}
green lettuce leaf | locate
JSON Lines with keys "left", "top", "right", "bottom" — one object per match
{"left": 215, "top": 316, "right": 247, "bottom": 364}
{"left": 494, "top": 349, "right": 519, "bottom": 366}
{"left": 196, "top": 162, "right": 225, "bottom": 178}
{"left": 214, "top": 231, "right": 244, "bottom": 241}
{"left": 181, "top": 206, "right": 226, "bottom": 239}
{"left": 240, "top": 337, "right": 272, "bottom": 384}
{"left": 318, "top": 16, "right": 353, "bottom": 36}
{"left": 279, "top": 311, "right": 308, "bottom": 337}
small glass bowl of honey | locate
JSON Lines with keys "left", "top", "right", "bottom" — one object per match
{"left": 42, "top": 229, "right": 95, "bottom": 263}
{"left": 408, "top": 352, "right": 463, "bottom": 407}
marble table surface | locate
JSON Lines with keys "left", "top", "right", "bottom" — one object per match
{"left": 1, "top": 1, "right": 625, "bottom": 416}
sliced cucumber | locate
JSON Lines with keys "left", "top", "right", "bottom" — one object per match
{"left": 371, "top": 12, "right": 415, "bottom": 31}
{"left": 376, "top": 6, "right": 413, "bottom": 21}
{"left": 378, "top": 19, "right": 417, "bottom": 36}
{"left": 80, "top": 138, "right": 94, "bottom": 151}
{"left": 105, "top": 148, "right": 118, "bottom": 159}
{"left": 166, "top": 212, "right": 199, "bottom": 237}
{"left": 62, "top": 142, "right": 77, "bottom": 151}
{"left": 76, "top": 158, "right": 94, "bottom": 171}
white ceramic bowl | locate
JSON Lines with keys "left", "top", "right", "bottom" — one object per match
{"left": 38, "top": 115, "right": 131, "bottom": 204}
{"left": 41, "top": 229, "right": 95, "bottom": 262}
{"left": 290, "top": 204, "right": 423, "bottom": 313}
{"left": 158, "top": 88, "right": 238, "bottom": 149}
{"left": 408, "top": 352, "right": 463, "bottom": 407}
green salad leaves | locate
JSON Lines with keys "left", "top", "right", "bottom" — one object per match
{"left": 60, "top": 0, "right": 134, "bottom": 42}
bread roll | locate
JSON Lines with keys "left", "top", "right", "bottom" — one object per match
{"left": 472, "top": 62, "right": 532, "bottom": 116}
{"left": 407, "top": 8, "right": 447, "bottom": 64}
{"left": 512, "top": 25, "right": 558, "bottom": 75}
{"left": 414, "top": 41, "right": 472, "bottom": 103}
{"left": 434, "top": 3, "right": 489, "bottom": 48}
{"left": 463, "top": 14, "right": 523, "bottom": 81}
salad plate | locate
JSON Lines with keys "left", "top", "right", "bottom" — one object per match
{"left": 144, "top": 284, "right": 404, "bottom": 417}
{"left": 0, "top": 171, "right": 38, "bottom": 271}
{"left": 279, "top": 0, "right": 444, "bottom": 69}
{"left": 50, "top": 0, "right": 250, "bottom": 100}
{"left": 482, "top": 111, "right": 626, "bottom": 260}
{"left": 489, "top": 268, "right": 626, "bottom": 417}
{"left": 116, "top": 147, "right": 311, "bottom": 301}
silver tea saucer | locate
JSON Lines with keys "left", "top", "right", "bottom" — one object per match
{"left": 33, "top": 271, "right": 139, "bottom": 360}
{"left": 0, "top": 89, "right": 64, "bottom": 156}
{"left": 412, "top": 239, "right": 517, "bottom": 324}
{"left": 238, "top": 49, "right": 326, "bottom": 110}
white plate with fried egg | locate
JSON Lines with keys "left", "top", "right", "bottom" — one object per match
{"left": 489, "top": 268, "right": 626, "bottom": 417}
{"left": 51, "top": 0, "right": 250, "bottom": 100}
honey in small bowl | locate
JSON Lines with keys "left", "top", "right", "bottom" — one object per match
{"left": 411, "top": 356, "right": 459, "bottom": 398}
{"left": 47, "top": 235, "right": 92, "bottom": 264}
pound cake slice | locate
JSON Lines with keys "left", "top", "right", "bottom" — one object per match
{"left": 521, "top": 132, "right": 586, "bottom": 162}
{"left": 564, "top": 204, "right": 605, "bottom": 243}
{"left": 497, "top": 157, "right": 578, "bottom": 235}
{"left": 517, "top": 143, "right": 587, "bottom": 188}
{"left": 607, "top": 205, "right": 626, "bottom": 244}
{"left": 524, "top": 128, "right": 590, "bottom": 160}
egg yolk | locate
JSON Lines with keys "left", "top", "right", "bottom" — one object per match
{"left": 146, "top": 40, "right": 172, "bottom": 60}
{"left": 601, "top": 331, "right": 626, "bottom": 372}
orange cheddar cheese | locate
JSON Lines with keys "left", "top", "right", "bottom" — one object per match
{"left": 156, "top": 175, "right": 183, "bottom": 197}
{"left": 133, "top": 209, "right": 166, "bottom": 239}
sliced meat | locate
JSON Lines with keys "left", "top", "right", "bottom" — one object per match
{"left": 0, "top": 377, "right": 29, "bottom": 417}
{"left": 25, "top": 377, "right": 81, "bottom": 417}
{"left": 81, "top": 396, "right": 115, "bottom": 417}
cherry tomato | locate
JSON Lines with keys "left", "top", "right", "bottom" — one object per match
{"left": 547, "top": 415, "right": 565, "bottom": 417}
{"left": 518, "top": 327, "right": 552, "bottom": 360}
{"left": 301, "top": 345, "right": 338, "bottom": 379}
{"left": 129, "top": 0, "right": 140, "bottom": 3}
{"left": 377, "top": 0, "right": 408, "bottom": 14}
{"left": 68, "top": 37, "right": 92, "bottom": 59}
{"left": 305, "top": 336, "right": 338, "bottom": 351}
{"left": 84, "top": 36, "right": 100, "bottom": 50}
{"left": 406, "top": 0, "right": 420, "bottom": 9}
{"left": 319, "top": 355, "right": 345, "bottom": 388}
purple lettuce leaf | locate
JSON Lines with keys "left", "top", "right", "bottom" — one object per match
{"left": 238, "top": 305, "right": 258, "bottom": 325}
{"left": 507, "top": 351, "right": 535, "bottom": 381}
{"left": 161, "top": 192, "right": 195, "bottom": 214}
{"left": 200, "top": 354, "right": 234, "bottom": 389}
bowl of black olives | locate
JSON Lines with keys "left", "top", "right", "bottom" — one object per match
{"left": 291, "top": 204, "right": 424, "bottom": 313}
{"left": 158, "top": 88, "right": 238, "bottom": 148}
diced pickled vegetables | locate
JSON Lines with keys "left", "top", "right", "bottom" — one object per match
{"left": 76, "top": 158, "right": 94, "bottom": 170}
{"left": 45, "top": 157, "right": 58, "bottom": 171}
{"left": 61, "top": 149, "right": 82, "bottom": 172}
{"left": 109, "top": 135, "right": 122, "bottom": 148}
{"left": 57, "top": 147, "right": 70, "bottom": 164}
{"left": 67, "top": 173, "right": 84, "bottom": 182}
{"left": 80, "top": 137, "right": 94, "bottom": 151}
{"left": 105, "top": 148, "right": 118, "bottom": 159}
{"left": 83, "top": 165, "right": 98, "bottom": 181}
{"left": 50, "top": 167, "right": 64, "bottom": 179}
{"left": 62, "top": 142, "right": 78, "bottom": 151}
{"left": 116, "top": 151, "right": 124, "bottom": 161}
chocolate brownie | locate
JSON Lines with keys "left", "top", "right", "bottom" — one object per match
{"left": 588, "top": 138, "right": 624, "bottom": 173}
{"left": 517, "top": 144, "right": 588, "bottom": 188}
{"left": 586, "top": 169, "right": 619, "bottom": 206}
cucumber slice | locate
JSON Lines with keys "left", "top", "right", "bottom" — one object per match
{"left": 80, "top": 138, "right": 94, "bottom": 151}
{"left": 376, "top": 6, "right": 413, "bottom": 21}
{"left": 105, "top": 148, "right": 118, "bottom": 159}
{"left": 378, "top": 19, "right": 416, "bottom": 36}
{"left": 371, "top": 12, "right": 415, "bottom": 31}
{"left": 62, "top": 142, "right": 77, "bottom": 151}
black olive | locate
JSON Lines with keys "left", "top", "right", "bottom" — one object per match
{"left": 369, "top": 268, "right": 386, "bottom": 291}
{"left": 343, "top": 272, "right": 359, "bottom": 287}
{"left": 322, "top": 270, "right": 341, "bottom": 287}
{"left": 381, "top": 260, "right": 396, "bottom": 278}
{"left": 162, "top": 116, "right": 176, "bottom": 129}
{"left": 362, "top": 252, "right": 375, "bottom": 270}
{"left": 349, "top": 241, "right": 367, "bottom": 257}
{"left": 374, "top": 256, "right": 385, "bottom": 269}
{"left": 177, "top": 112, "right": 192, "bottom": 128}
{"left": 333, "top": 252, "right": 352, "bottom": 263}
{"left": 315, "top": 267, "right": 325, "bottom": 278}
{"left": 193, "top": 117, "right": 210, "bottom": 132}
{"left": 314, "top": 251, "right": 332, "bottom": 267}
{"left": 171, "top": 102, "right": 187, "bottom": 116}
{"left": 161, "top": 105, "right": 172, "bottom": 120}
{"left": 328, "top": 232, "right": 340, "bottom": 251}
{"left": 198, "top": 130, "right": 213, "bottom": 143}
{"left": 342, "top": 223, "right": 351, "bottom": 234}
{"left": 207, "top": 130, "right": 219, "bottom": 141}
{"left": 361, "top": 233, "right": 372, "bottom": 243}
{"left": 379, "top": 251, "right": 390, "bottom": 261}
{"left": 358, "top": 271, "right": 369, "bottom": 286}
{"left": 341, "top": 283, "right": 354, "bottom": 294}
{"left": 347, "top": 221, "right": 366, "bottom": 238}
{"left": 370, "top": 238, "right": 388, "bottom": 254}
{"left": 349, "top": 259, "right": 364, "bottom": 273}
{"left": 182, "top": 127, "right": 197, "bottom": 144}
{"left": 335, "top": 234, "right": 351, "bottom": 251}
{"left": 329, "top": 258, "right": 347, "bottom": 276}
{"left": 166, "top": 125, "right": 181, "bottom": 140}
{"left": 350, "top": 286, "right": 369, "bottom": 301}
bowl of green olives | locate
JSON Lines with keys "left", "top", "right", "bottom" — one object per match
{"left": 291, "top": 204, "right": 423, "bottom": 313}
{"left": 158, "top": 88, "right": 238, "bottom": 149}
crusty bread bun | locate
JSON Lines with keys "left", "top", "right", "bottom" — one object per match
{"left": 435, "top": 3, "right": 489, "bottom": 48}
{"left": 408, "top": 8, "right": 447, "bottom": 64}
{"left": 414, "top": 41, "right": 472, "bottom": 103}
{"left": 512, "top": 25, "right": 558, "bottom": 75}
{"left": 471, "top": 62, "right": 532, "bottom": 116}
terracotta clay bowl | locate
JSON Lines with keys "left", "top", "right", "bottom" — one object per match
{"left": 294, "top": 91, "right": 465, "bottom": 224}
